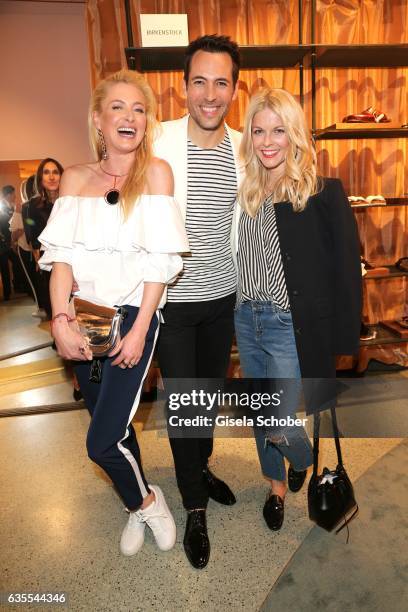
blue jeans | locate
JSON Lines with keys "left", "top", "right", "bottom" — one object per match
{"left": 235, "top": 301, "right": 313, "bottom": 482}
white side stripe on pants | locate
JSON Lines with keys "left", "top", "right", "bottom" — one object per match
{"left": 117, "top": 312, "right": 160, "bottom": 500}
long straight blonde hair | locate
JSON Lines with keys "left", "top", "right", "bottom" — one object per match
{"left": 88, "top": 69, "right": 158, "bottom": 220}
{"left": 238, "top": 88, "right": 320, "bottom": 217}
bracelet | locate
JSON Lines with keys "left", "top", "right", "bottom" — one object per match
{"left": 51, "top": 312, "right": 76, "bottom": 324}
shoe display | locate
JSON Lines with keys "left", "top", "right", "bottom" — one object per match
{"left": 120, "top": 485, "right": 176, "bottom": 556}
{"left": 288, "top": 466, "right": 307, "bottom": 493}
{"left": 381, "top": 320, "right": 408, "bottom": 338}
{"left": 365, "top": 195, "right": 386, "bottom": 204}
{"left": 397, "top": 316, "right": 408, "bottom": 329}
{"left": 183, "top": 509, "right": 210, "bottom": 569}
{"left": 348, "top": 195, "right": 386, "bottom": 207}
{"left": 348, "top": 196, "right": 367, "bottom": 204}
{"left": 203, "top": 467, "right": 236, "bottom": 505}
{"left": 395, "top": 257, "right": 408, "bottom": 273}
{"left": 343, "top": 106, "right": 391, "bottom": 123}
{"left": 360, "top": 323, "right": 377, "bottom": 341}
{"left": 263, "top": 493, "right": 285, "bottom": 531}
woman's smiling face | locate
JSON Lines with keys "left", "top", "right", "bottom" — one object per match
{"left": 93, "top": 82, "right": 147, "bottom": 156}
{"left": 251, "top": 107, "right": 290, "bottom": 178}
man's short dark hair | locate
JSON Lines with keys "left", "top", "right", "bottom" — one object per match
{"left": 184, "top": 34, "right": 240, "bottom": 86}
{"left": 2, "top": 185, "right": 15, "bottom": 198}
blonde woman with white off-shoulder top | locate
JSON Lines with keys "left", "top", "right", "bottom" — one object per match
{"left": 38, "top": 70, "right": 189, "bottom": 558}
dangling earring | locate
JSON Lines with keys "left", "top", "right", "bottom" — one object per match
{"left": 98, "top": 129, "right": 108, "bottom": 160}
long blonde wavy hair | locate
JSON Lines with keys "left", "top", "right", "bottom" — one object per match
{"left": 88, "top": 69, "right": 158, "bottom": 219}
{"left": 238, "top": 88, "right": 320, "bottom": 217}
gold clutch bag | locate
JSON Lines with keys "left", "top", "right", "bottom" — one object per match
{"left": 72, "top": 297, "right": 126, "bottom": 357}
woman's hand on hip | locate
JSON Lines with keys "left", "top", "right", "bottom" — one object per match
{"left": 109, "top": 327, "right": 146, "bottom": 369}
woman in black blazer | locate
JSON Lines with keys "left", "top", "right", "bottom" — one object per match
{"left": 233, "top": 88, "right": 361, "bottom": 531}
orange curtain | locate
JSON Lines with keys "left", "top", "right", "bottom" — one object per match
{"left": 315, "top": 0, "right": 408, "bottom": 198}
{"left": 86, "top": 0, "right": 408, "bottom": 197}
{"left": 86, "top": 0, "right": 304, "bottom": 128}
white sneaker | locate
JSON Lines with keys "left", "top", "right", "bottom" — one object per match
{"left": 141, "top": 485, "right": 176, "bottom": 551}
{"left": 120, "top": 510, "right": 146, "bottom": 556}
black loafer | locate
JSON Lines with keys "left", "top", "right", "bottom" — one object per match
{"left": 263, "top": 494, "right": 284, "bottom": 531}
{"left": 203, "top": 467, "right": 236, "bottom": 506}
{"left": 288, "top": 466, "right": 307, "bottom": 493}
{"left": 183, "top": 510, "right": 210, "bottom": 569}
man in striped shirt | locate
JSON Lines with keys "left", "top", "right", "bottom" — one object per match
{"left": 154, "top": 35, "right": 242, "bottom": 569}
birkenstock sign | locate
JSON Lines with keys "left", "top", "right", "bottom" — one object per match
{"left": 140, "top": 14, "right": 189, "bottom": 47}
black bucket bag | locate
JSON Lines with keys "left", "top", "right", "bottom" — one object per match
{"left": 308, "top": 406, "right": 358, "bottom": 540}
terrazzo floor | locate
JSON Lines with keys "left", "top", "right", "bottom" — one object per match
{"left": 0, "top": 297, "right": 405, "bottom": 610}
{"left": 0, "top": 407, "right": 401, "bottom": 612}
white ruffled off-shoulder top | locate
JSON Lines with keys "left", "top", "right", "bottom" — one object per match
{"left": 38, "top": 194, "right": 189, "bottom": 308}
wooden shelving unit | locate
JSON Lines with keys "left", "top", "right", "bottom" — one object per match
{"left": 125, "top": 45, "right": 312, "bottom": 72}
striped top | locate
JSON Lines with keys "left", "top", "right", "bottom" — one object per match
{"left": 237, "top": 195, "right": 290, "bottom": 310}
{"left": 167, "top": 131, "right": 237, "bottom": 302}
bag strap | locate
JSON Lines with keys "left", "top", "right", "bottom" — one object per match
{"left": 330, "top": 405, "right": 344, "bottom": 466}
{"left": 312, "top": 405, "right": 344, "bottom": 476}
{"left": 312, "top": 409, "right": 320, "bottom": 476}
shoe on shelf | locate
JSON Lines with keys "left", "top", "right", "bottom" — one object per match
{"left": 360, "top": 329, "right": 377, "bottom": 341}
{"left": 263, "top": 493, "right": 284, "bottom": 531}
{"left": 288, "top": 466, "right": 307, "bottom": 493}
{"left": 365, "top": 194, "right": 386, "bottom": 205}
{"left": 360, "top": 322, "right": 377, "bottom": 341}
{"left": 348, "top": 196, "right": 367, "bottom": 203}
{"left": 183, "top": 509, "right": 210, "bottom": 569}
{"left": 343, "top": 106, "right": 391, "bottom": 123}
{"left": 203, "top": 467, "right": 236, "bottom": 506}
{"left": 120, "top": 485, "right": 176, "bottom": 556}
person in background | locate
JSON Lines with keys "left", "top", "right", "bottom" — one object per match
{"left": 24, "top": 158, "right": 64, "bottom": 319}
{"left": 0, "top": 185, "right": 14, "bottom": 300}
{"left": 0, "top": 185, "right": 26, "bottom": 300}
{"left": 233, "top": 88, "right": 361, "bottom": 531}
{"left": 10, "top": 176, "right": 38, "bottom": 307}
{"left": 38, "top": 69, "right": 188, "bottom": 557}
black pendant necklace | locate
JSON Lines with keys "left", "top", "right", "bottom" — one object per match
{"left": 99, "top": 163, "right": 129, "bottom": 205}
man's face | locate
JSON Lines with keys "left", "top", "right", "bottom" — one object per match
{"left": 184, "top": 50, "right": 238, "bottom": 132}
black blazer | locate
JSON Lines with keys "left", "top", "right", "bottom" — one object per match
{"left": 274, "top": 178, "right": 362, "bottom": 377}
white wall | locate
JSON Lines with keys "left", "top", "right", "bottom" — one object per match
{"left": 0, "top": 0, "right": 92, "bottom": 167}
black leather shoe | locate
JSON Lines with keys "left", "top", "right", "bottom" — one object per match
{"left": 183, "top": 510, "right": 210, "bottom": 569}
{"left": 203, "top": 467, "right": 236, "bottom": 505}
{"left": 263, "top": 494, "right": 284, "bottom": 531}
{"left": 288, "top": 466, "right": 307, "bottom": 493}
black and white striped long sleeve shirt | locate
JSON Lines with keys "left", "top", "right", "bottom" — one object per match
{"left": 237, "top": 195, "right": 290, "bottom": 310}
{"left": 167, "top": 132, "right": 237, "bottom": 302}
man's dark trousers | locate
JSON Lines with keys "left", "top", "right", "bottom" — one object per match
{"left": 158, "top": 292, "right": 235, "bottom": 510}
